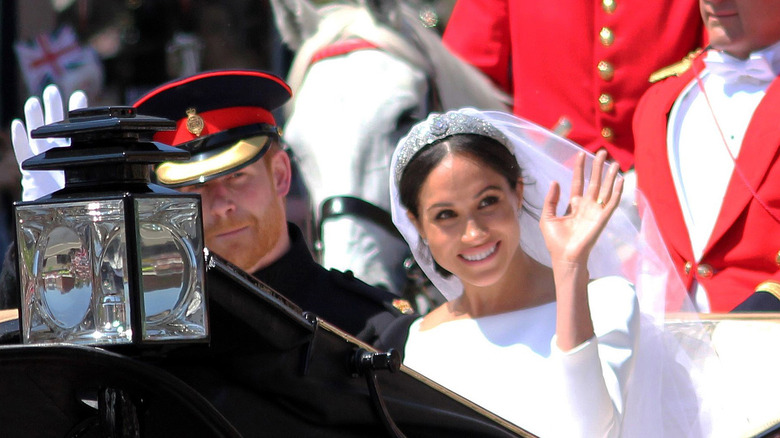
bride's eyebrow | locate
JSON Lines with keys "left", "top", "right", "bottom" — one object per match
{"left": 426, "top": 185, "right": 502, "bottom": 211}
{"left": 473, "top": 185, "right": 502, "bottom": 199}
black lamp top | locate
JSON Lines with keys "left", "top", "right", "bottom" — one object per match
{"left": 25, "top": 106, "right": 189, "bottom": 171}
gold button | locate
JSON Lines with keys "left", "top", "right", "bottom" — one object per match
{"left": 601, "top": 127, "right": 614, "bottom": 141}
{"left": 684, "top": 261, "right": 692, "bottom": 275}
{"left": 697, "top": 264, "right": 713, "bottom": 278}
{"left": 598, "top": 93, "right": 614, "bottom": 112}
{"left": 597, "top": 61, "right": 614, "bottom": 80}
{"left": 599, "top": 27, "right": 614, "bottom": 46}
{"left": 602, "top": 0, "right": 617, "bottom": 14}
{"left": 776, "top": 250, "right": 780, "bottom": 266}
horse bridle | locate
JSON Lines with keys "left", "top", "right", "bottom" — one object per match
{"left": 307, "top": 37, "right": 444, "bottom": 115}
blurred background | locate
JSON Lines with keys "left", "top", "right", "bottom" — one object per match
{"left": 0, "top": 0, "right": 455, "bottom": 267}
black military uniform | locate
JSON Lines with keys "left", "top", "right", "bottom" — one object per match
{"left": 254, "top": 221, "right": 414, "bottom": 345}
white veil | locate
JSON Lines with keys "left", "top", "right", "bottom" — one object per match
{"left": 389, "top": 108, "right": 736, "bottom": 437}
{"left": 391, "top": 108, "right": 644, "bottom": 301}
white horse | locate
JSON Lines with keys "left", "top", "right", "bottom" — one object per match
{"left": 271, "top": 0, "right": 509, "bottom": 303}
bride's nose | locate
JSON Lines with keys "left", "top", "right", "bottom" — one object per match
{"left": 462, "top": 217, "right": 487, "bottom": 243}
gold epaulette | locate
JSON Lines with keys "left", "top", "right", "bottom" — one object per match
{"left": 756, "top": 281, "right": 780, "bottom": 301}
{"left": 648, "top": 48, "right": 704, "bottom": 83}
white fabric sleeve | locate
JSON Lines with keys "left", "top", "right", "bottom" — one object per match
{"left": 549, "top": 276, "right": 639, "bottom": 438}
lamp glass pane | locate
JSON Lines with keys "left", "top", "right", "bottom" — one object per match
{"left": 136, "top": 197, "right": 207, "bottom": 341}
{"left": 16, "top": 199, "right": 133, "bottom": 345}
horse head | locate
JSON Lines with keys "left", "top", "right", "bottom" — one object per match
{"left": 270, "top": 0, "right": 508, "bottom": 304}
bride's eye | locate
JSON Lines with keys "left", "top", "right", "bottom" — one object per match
{"left": 434, "top": 209, "right": 457, "bottom": 220}
{"left": 479, "top": 196, "right": 499, "bottom": 209}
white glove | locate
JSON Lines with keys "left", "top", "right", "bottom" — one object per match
{"left": 10, "top": 84, "right": 88, "bottom": 201}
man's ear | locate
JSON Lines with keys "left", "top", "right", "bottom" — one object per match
{"left": 270, "top": 148, "right": 292, "bottom": 197}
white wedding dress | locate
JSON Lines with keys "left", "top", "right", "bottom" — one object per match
{"left": 404, "top": 276, "right": 638, "bottom": 438}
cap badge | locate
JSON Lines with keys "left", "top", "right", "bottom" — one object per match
{"left": 392, "top": 299, "right": 415, "bottom": 315}
{"left": 186, "top": 108, "right": 205, "bottom": 137}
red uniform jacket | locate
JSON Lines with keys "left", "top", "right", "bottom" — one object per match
{"left": 633, "top": 53, "right": 780, "bottom": 312}
{"left": 443, "top": 0, "right": 705, "bottom": 170}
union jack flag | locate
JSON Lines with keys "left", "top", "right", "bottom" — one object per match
{"left": 14, "top": 25, "right": 93, "bottom": 95}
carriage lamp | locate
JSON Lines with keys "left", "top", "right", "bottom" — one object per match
{"left": 15, "top": 106, "right": 208, "bottom": 346}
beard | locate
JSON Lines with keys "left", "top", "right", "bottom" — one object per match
{"left": 205, "top": 197, "right": 287, "bottom": 272}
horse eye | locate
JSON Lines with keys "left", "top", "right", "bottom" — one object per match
{"left": 395, "top": 107, "right": 422, "bottom": 132}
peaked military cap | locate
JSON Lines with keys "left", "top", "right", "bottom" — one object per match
{"left": 133, "top": 70, "right": 292, "bottom": 187}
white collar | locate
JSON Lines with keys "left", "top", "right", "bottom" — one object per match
{"left": 704, "top": 40, "right": 780, "bottom": 82}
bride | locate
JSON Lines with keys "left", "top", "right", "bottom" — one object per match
{"left": 389, "top": 108, "right": 711, "bottom": 437}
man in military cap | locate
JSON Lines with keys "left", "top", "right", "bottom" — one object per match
{"left": 5, "top": 71, "right": 415, "bottom": 345}
{"left": 632, "top": 0, "right": 780, "bottom": 312}
{"left": 134, "top": 69, "right": 415, "bottom": 340}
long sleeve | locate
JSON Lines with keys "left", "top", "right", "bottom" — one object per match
{"left": 550, "top": 276, "right": 638, "bottom": 437}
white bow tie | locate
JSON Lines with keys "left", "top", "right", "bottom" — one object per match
{"left": 704, "top": 52, "right": 777, "bottom": 84}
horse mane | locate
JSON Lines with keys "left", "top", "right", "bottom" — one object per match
{"left": 283, "top": 2, "right": 510, "bottom": 117}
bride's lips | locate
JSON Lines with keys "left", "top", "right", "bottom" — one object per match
{"left": 459, "top": 242, "right": 500, "bottom": 263}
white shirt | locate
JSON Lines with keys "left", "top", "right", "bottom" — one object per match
{"left": 667, "top": 41, "right": 780, "bottom": 311}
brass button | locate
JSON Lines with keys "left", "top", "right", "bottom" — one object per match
{"left": 697, "top": 264, "right": 713, "bottom": 278}
{"left": 684, "top": 261, "right": 692, "bottom": 275}
{"left": 599, "top": 27, "right": 614, "bottom": 46}
{"left": 597, "top": 60, "right": 614, "bottom": 80}
{"left": 601, "top": 127, "right": 614, "bottom": 141}
{"left": 602, "top": 0, "right": 617, "bottom": 14}
{"left": 598, "top": 93, "right": 614, "bottom": 112}
{"left": 776, "top": 250, "right": 780, "bottom": 266}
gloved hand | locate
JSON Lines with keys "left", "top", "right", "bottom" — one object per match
{"left": 10, "top": 84, "right": 88, "bottom": 201}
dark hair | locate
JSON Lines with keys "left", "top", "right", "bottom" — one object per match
{"left": 398, "top": 134, "right": 522, "bottom": 277}
{"left": 399, "top": 134, "right": 521, "bottom": 217}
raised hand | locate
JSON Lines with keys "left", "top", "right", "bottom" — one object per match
{"left": 10, "top": 84, "right": 88, "bottom": 201}
{"left": 539, "top": 150, "right": 623, "bottom": 267}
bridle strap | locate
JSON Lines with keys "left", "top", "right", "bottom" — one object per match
{"left": 309, "top": 39, "right": 379, "bottom": 65}
{"left": 308, "top": 37, "right": 442, "bottom": 114}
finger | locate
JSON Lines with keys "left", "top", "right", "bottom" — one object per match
{"left": 11, "top": 119, "right": 33, "bottom": 167}
{"left": 43, "top": 84, "right": 65, "bottom": 124}
{"left": 24, "top": 96, "right": 45, "bottom": 134}
{"left": 570, "top": 152, "right": 585, "bottom": 198}
{"left": 542, "top": 181, "right": 561, "bottom": 221}
{"left": 69, "top": 90, "right": 88, "bottom": 111}
{"left": 587, "top": 150, "right": 607, "bottom": 200}
{"left": 605, "top": 175, "right": 624, "bottom": 213}
{"left": 597, "top": 161, "right": 620, "bottom": 207}
{"left": 25, "top": 96, "right": 51, "bottom": 156}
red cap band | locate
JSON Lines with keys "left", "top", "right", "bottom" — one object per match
{"left": 153, "top": 106, "right": 276, "bottom": 146}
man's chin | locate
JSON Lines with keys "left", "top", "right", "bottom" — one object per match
{"left": 206, "top": 245, "right": 255, "bottom": 271}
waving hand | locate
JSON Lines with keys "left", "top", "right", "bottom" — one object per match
{"left": 10, "top": 84, "right": 88, "bottom": 201}
{"left": 539, "top": 150, "right": 623, "bottom": 267}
